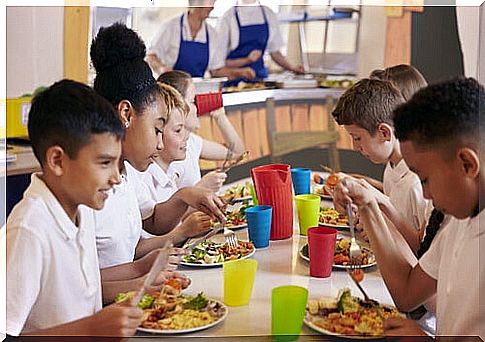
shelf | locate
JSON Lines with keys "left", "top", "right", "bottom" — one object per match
{"left": 278, "top": 8, "right": 357, "bottom": 23}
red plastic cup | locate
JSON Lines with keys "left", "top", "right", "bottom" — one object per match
{"left": 195, "top": 92, "right": 223, "bottom": 116}
{"left": 308, "top": 227, "right": 337, "bottom": 278}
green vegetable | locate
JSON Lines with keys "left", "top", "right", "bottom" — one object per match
{"left": 337, "top": 288, "right": 360, "bottom": 314}
{"left": 183, "top": 292, "right": 208, "bottom": 310}
{"left": 193, "top": 248, "right": 206, "bottom": 260}
{"left": 114, "top": 292, "right": 131, "bottom": 303}
{"left": 137, "top": 294, "right": 155, "bottom": 309}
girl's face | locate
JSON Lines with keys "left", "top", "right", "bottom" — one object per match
{"left": 184, "top": 82, "right": 200, "bottom": 132}
{"left": 159, "top": 108, "right": 189, "bottom": 163}
{"left": 122, "top": 97, "right": 166, "bottom": 172}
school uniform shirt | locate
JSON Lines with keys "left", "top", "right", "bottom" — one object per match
{"left": 148, "top": 13, "right": 225, "bottom": 74}
{"left": 383, "top": 159, "right": 432, "bottom": 230}
{"left": 167, "top": 133, "right": 203, "bottom": 189}
{"left": 419, "top": 209, "right": 484, "bottom": 338}
{"left": 6, "top": 174, "right": 102, "bottom": 336}
{"left": 217, "top": 5, "right": 284, "bottom": 58}
{"left": 142, "top": 162, "right": 180, "bottom": 204}
{"left": 94, "top": 161, "right": 156, "bottom": 268}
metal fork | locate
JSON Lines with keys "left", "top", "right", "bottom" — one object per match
{"left": 345, "top": 267, "right": 385, "bottom": 320}
{"left": 220, "top": 142, "right": 235, "bottom": 172}
{"left": 346, "top": 203, "right": 362, "bottom": 265}
{"left": 221, "top": 219, "right": 238, "bottom": 248}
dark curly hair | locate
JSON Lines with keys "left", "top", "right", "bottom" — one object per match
{"left": 393, "top": 77, "right": 484, "bottom": 150}
{"left": 28, "top": 79, "right": 124, "bottom": 166}
{"left": 90, "top": 23, "right": 159, "bottom": 113}
{"left": 332, "top": 78, "right": 405, "bottom": 135}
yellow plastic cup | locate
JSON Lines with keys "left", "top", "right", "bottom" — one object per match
{"left": 295, "top": 194, "right": 320, "bottom": 235}
{"left": 223, "top": 259, "right": 258, "bottom": 306}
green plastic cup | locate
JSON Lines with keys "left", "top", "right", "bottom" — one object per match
{"left": 223, "top": 259, "right": 258, "bottom": 306}
{"left": 295, "top": 194, "right": 320, "bottom": 235}
{"left": 271, "top": 285, "right": 308, "bottom": 337}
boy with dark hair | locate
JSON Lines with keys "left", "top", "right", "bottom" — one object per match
{"left": 337, "top": 77, "right": 484, "bottom": 338}
{"left": 332, "top": 78, "right": 431, "bottom": 255}
{"left": 5, "top": 80, "right": 147, "bottom": 336}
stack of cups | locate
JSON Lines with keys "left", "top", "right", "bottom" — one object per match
{"left": 245, "top": 205, "right": 272, "bottom": 249}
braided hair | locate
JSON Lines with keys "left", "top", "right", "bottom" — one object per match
{"left": 417, "top": 209, "right": 445, "bottom": 259}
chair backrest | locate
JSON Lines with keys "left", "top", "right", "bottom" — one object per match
{"left": 265, "top": 96, "right": 341, "bottom": 171}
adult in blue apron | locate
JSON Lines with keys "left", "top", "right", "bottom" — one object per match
{"left": 173, "top": 13, "right": 210, "bottom": 78}
{"left": 226, "top": 5, "right": 269, "bottom": 85}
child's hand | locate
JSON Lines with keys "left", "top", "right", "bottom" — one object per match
{"left": 91, "top": 296, "right": 143, "bottom": 336}
{"left": 197, "top": 171, "right": 227, "bottom": 192}
{"left": 384, "top": 317, "right": 429, "bottom": 337}
{"left": 333, "top": 177, "right": 379, "bottom": 213}
{"left": 178, "top": 187, "right": 226, "bottom": 222}
{"left": 209, "top": 107, "right": 226, "bottom": 119}
{"left": 180, "top": 211, "right": 212, "bottom": 239}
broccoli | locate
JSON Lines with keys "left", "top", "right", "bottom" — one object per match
{"left": 137, "top": 294, "right": 155, "bottom": 309}
{"left": 184, "top": 293, "right": 208, "bottom": 310}
{"left": 337, "top": 288, "right": 360, "bottom": 314}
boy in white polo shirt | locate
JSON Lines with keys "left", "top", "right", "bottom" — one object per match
{"left": 337, "top": 77, "right": 484, "bottom": 339}
{"left": 5, "top": 80, "right": 145, "bottom": 337}
{"left": 332, "top": 78, "right": 431, "bottom": 254}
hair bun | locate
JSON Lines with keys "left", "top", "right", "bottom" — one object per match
{"left": 90, "top": 23, "right": 146, "bottom": 72}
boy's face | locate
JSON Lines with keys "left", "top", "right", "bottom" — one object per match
{"left": 401, "top": 140, "right": 479, "bottom": 219}
{"left": 62, "top": 133, "right": 122, "bottom": 211}
{"left": 344, "top": 124, "right": 393, "bottom": 164}
{"left": 123, "top": 98, "right": 166, "bottom": 172}
{"left": 159, "top": 108, "right": 189, "bottom": 163}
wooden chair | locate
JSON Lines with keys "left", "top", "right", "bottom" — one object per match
{"left": 265, "top": 95, "right": 341, "bottom": 171}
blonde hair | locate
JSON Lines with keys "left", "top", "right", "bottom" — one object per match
{"left": 370, "top": 64, "right": 427, "bottom": 102}
{"left": 157, "top": 82, "right": 189, "bottom": 121}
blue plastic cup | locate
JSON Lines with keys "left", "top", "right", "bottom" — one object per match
{"left": 291, "top": 168, "right": 311, "bottom": 195}
{"left": 245, "top": 205, "right": 272, "bottom": 249}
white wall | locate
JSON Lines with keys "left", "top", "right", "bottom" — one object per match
{"left": 6, "top": 7, "right": 64, "bottom": 98}
{"left": 456, "top": 6, "right": 480, "bottom": 78}
{"left": 357, "top": 6, "right": 386, "bottom": 78}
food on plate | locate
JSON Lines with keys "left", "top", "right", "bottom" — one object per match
{"left": 319, "top": 207, "right": 349, "bottom": 226}
{"left": 221, "top": 181, "right": 252, "bottom": 202}
{"left": 301, "top": 238, "right": 372, "bottom": 267}
{"left": 182, "top": 240, "right": 255, "bottom": 265}
{"left": 318, "top": 79, "right": 355, "bottom": 89}
{"left": 325, "top": 173, "right": 339, "bottom": 188}
{"left": 306, "top": 288, "right": 401, "bottom": 336}
{"left": 212, "top": 200, "right": 251, "bottom": 228}
{"left": 313, "top": 185, "right": 333, "bottom": 197}
{"left": 350, "top": 269, "right": 365, "bottom": 283}
{"left": 223, "top": 81, "right": 267, "bottom": 93}
{"left": 313, "top": 173, "right": 325, "bottom": 185}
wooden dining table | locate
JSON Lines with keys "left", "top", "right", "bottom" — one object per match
{"left": 134, "top": 176, "right": 395, "bottom": 340}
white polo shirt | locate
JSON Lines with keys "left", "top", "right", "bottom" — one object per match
{"left": 419, "top": 209, "right": 484, "bottom": 338}
{"left": 168, "top": 133, "right": 203, "bottom": 189}
{"left": 95, "top": 161, "right": 156, "bottom": 268}
{"left": 383, "top": 159, "right": 432, "bottom": 230}
{"left": 142, "top": 162, "right": 180, "bottom": 204}
{"left": 217, "top": 6, "right": 284, "bottom": 57}
{"left": 5, "top": 174, "right": 102, "bottom": 336}
{"left": 148, "top": 13, "right": 225, "bottom": 73}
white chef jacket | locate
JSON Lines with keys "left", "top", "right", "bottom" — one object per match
{"left": 148, "top": 13, "right": 225, "bottom": 73}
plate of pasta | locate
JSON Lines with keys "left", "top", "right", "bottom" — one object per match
{"left": 137, "top": 292, "right": 227, "bottom": 334}
{"left": 181, "top": 240, "right": 255, "bottom": 267}
{"left": 319, "top": 207, "right": 350, "bottom": 229}
{"left": 304, "top": 289, "right": 402, "bottom": 339}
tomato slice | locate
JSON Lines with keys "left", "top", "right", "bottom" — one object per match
{"left": 350, "top": 269, "right": 365, "bottom": 283}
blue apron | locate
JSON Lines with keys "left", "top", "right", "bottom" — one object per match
{"left": 226, "top": 6, "right": 269, "bottom": 85}
{"left": 173, "top": 14, "right": 210, "bottom": 77}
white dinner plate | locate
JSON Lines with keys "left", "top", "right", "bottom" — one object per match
{"left": 304, "top": 299, "right": 402, "bottom": 339}
{"left": 137, "top": 298, "right": 228, "bottom": 334}
{"left": 224, "top": 223, "right": 248, "bottom": 230}
{"left": 318, "top": 221, "right": 350, "bottom": 229}
{"left": 180, "top": 245, "right": 256, "bottom": 268}
{"left": 299, "top": 244, "right": 376, "bottom": 269}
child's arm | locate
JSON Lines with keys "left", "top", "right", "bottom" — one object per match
{"left": 143, "top": 186, "right": 225, "bottom": 235}
{"left": 199, "top": 107, "right": 245, "bottom": 160}
{"left": 339, "top": 179, "right": 437, "bottom": 312}
{"left": 24, "top": 299, "right": 142, "bottom": 337}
